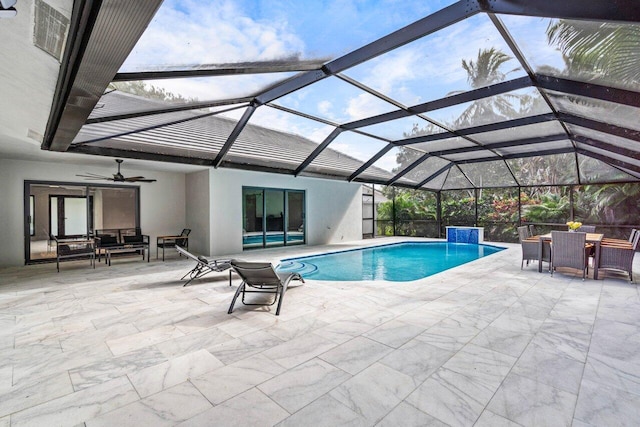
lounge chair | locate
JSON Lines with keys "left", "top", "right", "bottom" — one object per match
{"left": 228, "top": 260, "right": 304, "bottom": 316}
{"left": 176, "top": 246, "right": 232, "bottom": 287}
{"left": 550, "top": 231, "right": 592, "bottom": 280}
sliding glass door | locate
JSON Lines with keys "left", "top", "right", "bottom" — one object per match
{"left": 24, "top": 181, "right": 139, "bottom": 264}
{"left": 242, "top": 187, "right": 305, "bottom": 249}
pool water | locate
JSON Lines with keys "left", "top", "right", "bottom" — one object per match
{"left": 277, "top": 242, "right": 505, "bottom": 282}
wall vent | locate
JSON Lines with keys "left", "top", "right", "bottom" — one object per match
{"left": 33, "top": 0, "right": 69, "bottom": 61}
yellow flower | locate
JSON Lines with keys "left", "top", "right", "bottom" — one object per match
{"left": 566, "top": 221, "right": 582, "bottom": 230}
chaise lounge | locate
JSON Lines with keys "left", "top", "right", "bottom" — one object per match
{"left": 176, "top": 245, "right": 233, "bottom": 286}
{"left": 228, "top": 260, "right": 304, "bottom": 316}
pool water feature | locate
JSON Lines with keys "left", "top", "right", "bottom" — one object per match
{"left": 277, "top": 242, "right": 505, "bottom": 282}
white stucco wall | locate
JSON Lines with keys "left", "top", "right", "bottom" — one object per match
{"left": 185, "top": 170, "right": 211, "bottom": 255}
{"left": 208, "top": 168, "right": 362, "bottom": 256}
{"left": 0, "top": 158, "right": 186, "bottom": 266}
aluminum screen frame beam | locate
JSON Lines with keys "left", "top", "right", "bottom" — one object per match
{"left": 212, "top": 105, "right": 257, "bottom": 168}
{"left": 478, "top": 0, "right": 640, "bottom": 23}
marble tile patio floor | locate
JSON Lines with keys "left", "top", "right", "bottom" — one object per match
{"left": 1, "top": 237, "right": 639, "bottom": 426}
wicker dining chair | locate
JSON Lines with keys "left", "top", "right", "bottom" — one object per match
{"left": 518, "top": 226, "right": 550, "bottom": 270}
{"left": 577, "top": 225, "right": 596, "bottom": 233}
{"left": 550, "top": 231, "right": 591, "bottom": 280}
{"left": 598, "top": 231, "right": 640, "bottom": 283}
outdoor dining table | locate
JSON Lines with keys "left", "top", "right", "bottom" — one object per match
{"left": 537, "top": 232, "right": 604, "bottom": 279}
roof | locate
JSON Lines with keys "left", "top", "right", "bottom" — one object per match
{"left": 42, "top": 0, "right": 640, "bottom": 190}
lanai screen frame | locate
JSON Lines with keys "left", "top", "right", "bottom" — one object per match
{"left": 42, "top": 0, "right": 640, "bottom": 191}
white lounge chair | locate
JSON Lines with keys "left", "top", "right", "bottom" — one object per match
{"left": 176, "top": 246, "right": 232, "bottom": 286}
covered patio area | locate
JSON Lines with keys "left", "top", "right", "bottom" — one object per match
{"left": 1, "top": 238, "right": 638, "bottom": 426}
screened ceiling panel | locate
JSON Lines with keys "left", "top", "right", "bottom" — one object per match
{"left": 468, "top": 121, "right": 565, "bottom": 145}
{"left": 576, "top": 143, "right": 640, "bottom": 169}
{"left": 359, "top": 116, "right": 444, "bottom": 142}
{"left": 357, "top": 146, "right": 421, "bottom": 182}
{"left": 543, "top": 90, "right": 640, "bottom": 132}
{"left": 119, "top": 1, "right": 454, "bottom": 72}
{"left": 442, "top": 166, "right": 474, "bottom": 189}
{"left": 409, "top": 136, "right": 477, "bottom": 154}
{"left": 304, "top": 131, "right": 389, "bottom": 177}
{"left": 342, "top": 14, "right": 527, "bottom": 107}
{"left": 422, "top": 87, "right": 552, "bottom": 131}
{"left": 442, "top": 149, "right": 497, "bottom": 162}
{"left": 75, "top": 107, "right": 245, "bottom": 154}
{"left": 420, "top": 167, "right": 449, "bottom": 191}
{"left": 271, "top": 76, "right": 398, "bottom": 124}
{"left": 400, "top": 156, "right": 451, "bottom": 186}
{"left": 507, "top": 153, "right": 578, "bottom": 186}
{"left": 567, "top": 125, "right": 640, "bottom": 154}
{"left": 459, "top": 161, "right": 517, "bottom": 187}
{"left": 494, "top": 139, "right": 573, "bottom": 156}
{"left": 577, "top": 153, "right": 636, "bottom": 183}
{"left": 228, "top": 106, "right": 333, "bottom": 170}
{"left": 501, "top": 15, "right": 640, "bottom": 93}
{"left": 117, "top": 73, "right": 297, "bottom": 105}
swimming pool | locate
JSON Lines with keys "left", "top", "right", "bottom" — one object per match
{"left": 277, "top": 242, "right": 505, "bottom": 282}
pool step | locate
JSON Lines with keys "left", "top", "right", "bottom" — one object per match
{"left": 277, "top": 260, "right": 318, "bottom": 276}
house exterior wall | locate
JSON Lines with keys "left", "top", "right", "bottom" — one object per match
{"left": 185, "top": 169, "right": 211, "bottom": 255}
{"left": 208, "top": 168, "right": 362, "bottom": 256}
{"left": 0, "top": 158, "right": 186, "bottom": 267}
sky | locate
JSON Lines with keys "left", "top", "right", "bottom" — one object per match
{"left": 119, "top": 0, "right": 567, "bottom": 175}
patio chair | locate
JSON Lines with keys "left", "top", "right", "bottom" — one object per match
{"left": 157, "top": 228, "right": 191, "bottom": 261}
{"left": 518, "top": 225, "right": 550, "bottom": 270}
{"left": 550, "top": 231, "right": 592, "bottom": 280}
{"left": 598, "top": 231, "right": 640, "bottom": 283}
{"left": 577, "top": 225, "right": 596, "bottom": 233}
{"left": 527, "top": 224, "right": 537, "bottom": 237}
{"left": 602, "top": 229, "right": 637, "bottom": 246}
{"left": 176, "top": 245, "right": 232, "bottom": 287}
{"left": 228, "top": 260, "right": 304, "bottom": 316}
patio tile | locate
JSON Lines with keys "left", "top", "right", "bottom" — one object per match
{"left": 330, "top": 363, "right": 417, "bottom": 423}
{"left": 154, "top": 326, "right": 235, "bottom": 358}
{"left": 265, "top": 315, "right": 328, "bottom": 341}
{"left": 470, "top": 325, "right": 533, "bottom": 358}
{"left": 406, "top": 370, "right": 486, "bottom": 427}
{"left": 416, "top": 317, "right": 482, "bottom": 352}
{"left": 487, "top": 374, "right": 577, "bottom": 427}
{"left": 474, "top": 410, "right": 522, "bottom": 426}
{"left": 0, "top": 372, "right": 73, "bottom": 418}
{"left": 583, "top": 351, "right": 640, "bottom": 396}
{"left": 84, "top": 381, "right": 212, "bottom": 427}
{"left": 191, "top": 353, "right": 284, "bottom": 404}
{"left": 511, "top": 343, "right": 584, "bottom": 394}
{"left": 313, "top": 319, "right": 374, "bottom": 344}
{"left": 362, "top": 319, "right": 426, "bottom": 348}
{"left": 10, "top": 376, "right": 139, "bottom": 427}
{"left": 574, "top": 379, "right": 640, "bottom": 427}
{"left": 379, "top": 338, "right": 454, "bottom": 382}
{"left": 376, "top": 401, "right": 448, "bottom": 427}
{"left": 177, "top": 388, "right": 289, "bottom": 427}
{"left": 207, "top": 330, "right": 284, "bottom": 365}
{"left": 319, "top": 336, "right": 392, "bottom": 375}
{"left": 258, "top": 358, "right": 350, "bottom": 413}
{"left": 262, "top": 333, "right": 337, "bottom": 369}
{"left": 589, "top": 318, "right": 640, "bottom": 364}
{"left": 105, "top": 325, "right": 185, "bottom": 356}
{"left": 69, "top": 346, "right": 167, "bottom": 391}
{"left": 276, "top": 394, "right": 368, "bottom": 427}
{"left": 526, "top": 330, "right": 589, "bottom": 363}
{"left": 128, "top": 349, "right": 223, "bottom": 397}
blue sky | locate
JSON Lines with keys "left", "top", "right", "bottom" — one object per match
{"left": 120, "top": 1, "right": 567, "bottom": 175}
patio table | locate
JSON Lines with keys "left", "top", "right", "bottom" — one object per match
{"left": 538, "top": 232, "right": 604, "bottom": 279}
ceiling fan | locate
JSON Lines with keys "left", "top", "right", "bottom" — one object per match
{"left": 76, "top": 159, "right": 157, "bottom": 183}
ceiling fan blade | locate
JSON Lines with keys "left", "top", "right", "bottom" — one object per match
{"left": 124, "top": 176, "right": 145, "bottom": 180}
{"left": 76, "top": 174, "right": 110, "bottom": 179}
{"left": 132, "top": 179, "right": 157, "bottom": 182}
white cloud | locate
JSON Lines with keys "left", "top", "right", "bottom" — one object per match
{"left": 317, "top": 100, "right": 332, "bottom": 116}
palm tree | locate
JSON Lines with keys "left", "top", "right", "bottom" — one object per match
{"left": 546, "top": 20, "right": 640, "bottom": 87}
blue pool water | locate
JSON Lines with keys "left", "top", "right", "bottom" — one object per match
{"left": 243, "top": 234, "right": 304, "bottom": 245}
{"left": 277, "top": 242, "right": 505, "bottom": 282}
